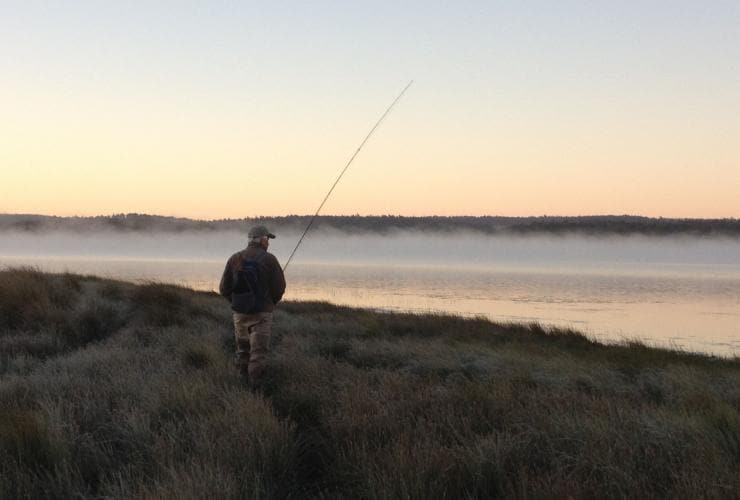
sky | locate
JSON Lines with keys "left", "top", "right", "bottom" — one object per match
{"left": 1, "top": 1, "right": 739, "bottom": 219}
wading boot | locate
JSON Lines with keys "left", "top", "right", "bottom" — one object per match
{"left": 235, "top": 357, "right": 250, "bottom": 387}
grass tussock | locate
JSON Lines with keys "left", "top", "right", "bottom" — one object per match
{"left": 1, "top": 268, "right": 738, "bottom": 499}
{"left": 0, "top": 267, "right": 79, "bottom": 330}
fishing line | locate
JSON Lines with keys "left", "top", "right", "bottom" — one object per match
{"left": 282, "top": 80, "right": 414, "bottom": 272}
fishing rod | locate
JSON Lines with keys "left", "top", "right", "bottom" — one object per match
{"left": 282, "top": 80, "right": 414, "bottom": 272}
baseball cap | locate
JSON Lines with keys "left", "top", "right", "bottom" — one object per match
{"left": 248, "top": 225, "right": 276, "bottom": 239}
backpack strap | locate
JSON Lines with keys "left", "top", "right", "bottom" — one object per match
{"left": 254, "top": 250, "right": 270, "bottom": 299}
{"left": 254, "top": 248, "right": 269, "bottom": 264}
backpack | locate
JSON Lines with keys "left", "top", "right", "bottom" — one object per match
{"left": 231, "top": 251, "right": 269, "bottom": 314}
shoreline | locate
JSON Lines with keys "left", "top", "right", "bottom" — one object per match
{"left": 2, "top": 264, "right": 738, "bottom": 360}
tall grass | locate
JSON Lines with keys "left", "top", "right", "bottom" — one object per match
{"left": 1, "top": 268, "right": 738, "bottom": 498}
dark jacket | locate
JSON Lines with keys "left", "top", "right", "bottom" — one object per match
{"left": 219, "top": 243, "right": 286, "bottom": 312}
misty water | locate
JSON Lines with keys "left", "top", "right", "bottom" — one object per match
{"left": 1, "top": 231, "right": 738, "bottom": 357}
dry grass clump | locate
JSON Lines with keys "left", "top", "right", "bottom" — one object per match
{"left": 131, "top": 282, "right": 191, "bottom": 327}
{"left": 0, "top": 268, "right": 128, "bottom": 370}
{"left": 1, "top": 269, "right": 738, "bottom": 498}
{"left": 0, "top": 267, "right": 79, "bottom": 330}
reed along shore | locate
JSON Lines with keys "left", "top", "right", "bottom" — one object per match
{"left": 1, "top": 268, "right": 738, "bottom": 498}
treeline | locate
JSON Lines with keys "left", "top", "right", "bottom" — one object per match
{"left": 1, "top": 213, "right": 739, "bottom": 236}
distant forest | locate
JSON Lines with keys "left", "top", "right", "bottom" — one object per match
{"left": 1, "top": 213, "right": 739, "bottom": 237}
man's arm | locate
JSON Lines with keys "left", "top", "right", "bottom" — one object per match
{"left": 268, "top": 255, "right": 286, "bottom": 304}
{"left": 219, "top": 259, "right": 234, "bottom": 300}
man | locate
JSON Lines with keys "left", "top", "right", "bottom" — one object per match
{"left": 219, "top": 225, "right": 286, "bottom": 388}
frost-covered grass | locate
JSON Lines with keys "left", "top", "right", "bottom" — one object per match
{"left": 1, "top": 268, "right": 738, "bottom": 499}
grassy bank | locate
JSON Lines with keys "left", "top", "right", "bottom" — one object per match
{"left": 1, "top": 268, "right": 739, "bottom": 499}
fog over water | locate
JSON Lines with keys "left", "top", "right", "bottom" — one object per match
{"left": 1, "top": 230, "right": 739, "bottom": 356}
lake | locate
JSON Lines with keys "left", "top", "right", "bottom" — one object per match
{"left": 1, "top": 230, "right": 738, "bottom": 356}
